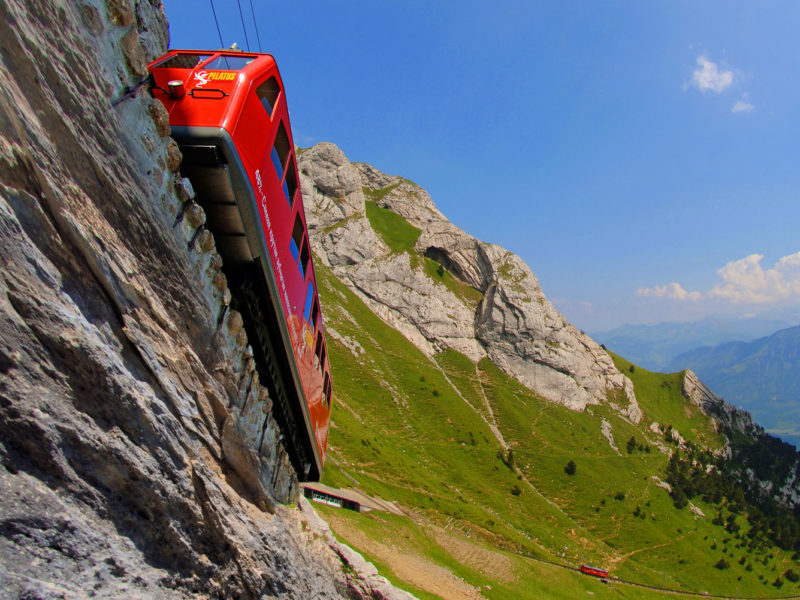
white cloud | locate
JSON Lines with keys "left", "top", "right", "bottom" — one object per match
{"left": 731, "top": 99, "right": 755, "bottom": 113}
{"left": 637, "top": 282, "right": 702, "bottom": 302}
{"left": 640, "top": 252, "right": 800, "bottom": 307}
{"left": 709, "top": 252, "right": 800, "bottom": 304}
{"left": 692, "top": 55, "right": 733, "bottom": 93}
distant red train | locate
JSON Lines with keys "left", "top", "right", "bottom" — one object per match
{"left": 147, "top": 49, "right": 331, "bottom": 480}
{"left": 580, "top": 564, "right": 609, "bottom": 579}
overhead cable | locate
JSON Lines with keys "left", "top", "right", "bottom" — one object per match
{"left": 209, "top": 0, "right": 225, "bottom": 49}
{"left": 249, "top": 0, "right": 262, "bottom": 52}
{"left": 236, "top": 0, "right": 251, "bottom": 52}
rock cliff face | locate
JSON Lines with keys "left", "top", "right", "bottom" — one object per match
{"left": 0, "top": 1, "right": 414, "bottom": 598}
{"left": 681, "top": 370, "right": 800, "bottom": 509}
{"left": 682, "top": 369, "right": 754, "bottom": 436}
{"left": 299, "top": 143, "right": 641, "bottom": 421}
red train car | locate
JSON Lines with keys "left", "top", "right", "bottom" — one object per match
{"left": 147, "top": 50, "right": 331, "bottom": 480}
{"left": 580, "top": 564, "right": 609, "bottom": 579}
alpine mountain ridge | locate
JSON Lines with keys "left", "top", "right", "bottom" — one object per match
{"left": 298, "top": 142, "right": 641, "bottom": 422}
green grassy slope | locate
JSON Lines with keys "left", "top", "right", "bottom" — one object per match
{"left": 610, "top": 352, "right": 723, "bottom": 450}
{"left": 314, "top": 258, "right": 800, "bottom": 598}
{"left": 315, "top": 262, "right": 800, "bottom": 598}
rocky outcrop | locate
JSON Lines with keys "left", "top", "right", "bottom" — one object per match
{"left": 0, "top": 1, "right": 415, "bottom": 598}
{"left": 299, "top": 143, "right": 640, "bottom": 420}
{"left": 682, "top": 369, "right": 754, "bottom": 435}
{"left": 682, "top": 371, "right": 800, "bottom": 509}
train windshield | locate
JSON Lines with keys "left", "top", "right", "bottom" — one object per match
{"left": 154, "top": 53, "right": 257, "bottom": 71}
{"left": 203, "top": 55, "right": 256, "bottom": 71}
{"left": 155, "top": 53, "right": 212, "bottom": 69}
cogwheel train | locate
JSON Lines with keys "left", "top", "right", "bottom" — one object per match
{"left": 147, "top": 49, "right": 331, "bottom": 481}
{"left": 580, "top": 564, "right": 609, "bottom": 580}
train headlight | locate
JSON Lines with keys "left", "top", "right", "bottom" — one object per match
{"left": 167, "top": 80, "right": 186, "bottom": 99}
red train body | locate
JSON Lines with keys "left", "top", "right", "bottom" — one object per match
{"left": 147, "top": 50, "right": 331, "bottom": 480}
{"left": 580, "top": 564, "right": 609, "bottom": 579}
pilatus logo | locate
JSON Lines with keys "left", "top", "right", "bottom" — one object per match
{"left": 193, "top": 70, "right": 236, "bottom": 87}
{"left": 194, "top": 70, "right": 210, "bottom": 87}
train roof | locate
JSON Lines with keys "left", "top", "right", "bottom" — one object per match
{"left": 148, "top": 49, "right": 279, "bottom": 76}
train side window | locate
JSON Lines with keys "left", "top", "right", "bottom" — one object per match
{"left": 323, "top": 372, "right": 332, "bottom": 409}
{"left": 310, "top": 298, "right": 320, "bottom": 331}
{"left": 319, "top": 344, "right": 327, "bottom": 373}
{"left": 289, "top": 213, "right": 308, "bottom": 278}
{"left": 298, "top": 234, "right": 310, "bottom": 279}
{"left": 289, "top": 214, "right": 304, "bottom": 262}
{"left": 306, "top": 298, "right": 317, "bottom": 330}
{"left": 270, "top": 147, "right": 283, "bottom": 183}
{"left": 314, "top": 334, "right": 323, "bottom": 370}
{"left": 303, "top": 282, "right": 315, "bottom": 323}
{"left": 283, "top": 156, "right": 298, "bottom": 206}
{"left": 155, "top": 53, "right": 211, "bottom": 69}
{"left": 256, "top": 77, "right": 280, "bottom": 118}
{"left": 272, "top": 121, "right": 290, "bottom": 177}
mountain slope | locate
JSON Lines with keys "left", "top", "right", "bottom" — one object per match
{"left": 299, "top": 143, "right": 639, "bottom": 421}
{"left": 668, "top": 325, "right": 800, "bottom": 446}
{"left": 314, "top": 255, "right": 800, "bottom": 598}
{"left": 296, "top": 143, "right": 800, "bottom": 598}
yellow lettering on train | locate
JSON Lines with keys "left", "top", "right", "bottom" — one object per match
{"left": 208, "top": 71, "right": 236, "bottom": 81}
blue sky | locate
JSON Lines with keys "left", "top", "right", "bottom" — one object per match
{"left": 162, "top": 1, "right": 800, "bottom": 331}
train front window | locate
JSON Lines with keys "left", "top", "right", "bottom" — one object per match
{"left": 156, "top": 53, "right": 212, "bottom": 69}
{"left": 256, "top": 77, "right": 280, "bottom": 118}
{"left": 203, "top": 55, "right": 255, "bottom": 71}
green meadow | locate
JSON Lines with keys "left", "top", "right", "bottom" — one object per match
{"left": 311, "top": 200, "right": 800, "bottom": 598}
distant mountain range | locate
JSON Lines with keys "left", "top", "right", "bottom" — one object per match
{"left": 591, "top": 312, "right": 800, "bottom": 372}
{"left": 666, "top": 325, "right": 800, "bottom": 447}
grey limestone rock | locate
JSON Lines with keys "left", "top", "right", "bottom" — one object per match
{"left": 299, "top": 143, "right": 640, "bottom": 419}
{"left": 682, "top": 369, "right": 754, "bottom": 436}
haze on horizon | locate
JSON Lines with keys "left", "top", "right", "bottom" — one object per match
{"left": 162, "top": 0, "right": 800, "bottom": 332}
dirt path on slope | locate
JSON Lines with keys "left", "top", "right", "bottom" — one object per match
{"left": 323, "top": 509, "right": 524, "bottom": 600}
{"left": 324, "top": 511, "right": 483, "bottom": 600}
